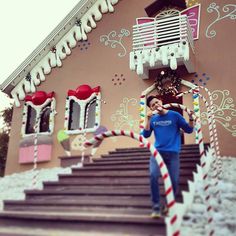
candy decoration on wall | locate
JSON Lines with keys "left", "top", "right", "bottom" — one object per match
{"left": 100, "top": 29, "right": 130, "bottom": 57}
{"left": 71, "top": 135, "right": 87, "bottom": 151}
{"left": 78, "top": 40, "right": 91, "bottom": 51}
{"left": 57, "top": 129, "right": 71, "bottom": 156}
{"left": 206, "top": 3, "right": 236, "bottom": 39}
{"left": 112, "top": 74, "right": 126, "bottom": 86}
{"left": 68, "top": 85, "right": 100, "bottom": 100}
{"left": 191, "top": 72, "right": 211, "bottom": 86}
{"left": 25, "top": 91, "right": 54, "bottom": 106}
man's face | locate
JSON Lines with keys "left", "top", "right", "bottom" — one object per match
{"left": 149, "top": 98, "right": 163, "bottom": 111}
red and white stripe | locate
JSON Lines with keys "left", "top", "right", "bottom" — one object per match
{"left": 177, "top": 88, "right": 221, "bottom": 193}
{"left": 177, "top": 89, "right": 216, "bottom": 157}
{"left": 163, "top": 102, "right": 216, "bottom": 235}
{"left": 84, "top": 130, "right": 180, "bottom": 236}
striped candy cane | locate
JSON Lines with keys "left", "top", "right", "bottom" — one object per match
{"left": 163, "top": 102, "right": 215, "bottom": 236}
{"left": 177, "top": 88, "right": 221, "bottom": 200}
{"left": 177, "top": 89, "right": 216, "bottom": 157}
{"left": 84, "top": 130, "right": 180, "bottom": 236}
{"left": 198, "top": 86, "right": 222, "bottom": 178}
{"left": 32, "top": 106, "right": 52, "bottom": 188}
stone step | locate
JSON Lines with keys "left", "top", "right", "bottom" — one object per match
{"left": 57, "top": 175, "right": 192, "bottom": 185}
{"left": 42, "top": 183, "right": 189, "bottom": 193}
{"left": 114, "top": 144, "right": 208, "bottom": 153}
{"left": 83, "top": 159, "right": 199, "bottom": 167}
{"left": 0, "top": 225, "right": 156, "bottom": 236}
{"left": 0, "top": 211, "right": 166, "bottom": 235}
{"left": 72, "top": 162, "right": 197, "bottom": 171}
{"left": 70, "top": 169, "right": 194, "bottom": 176}
{"left": 108, "top": 150, "right": 201, "bottom": 155}
{"left": 95, "top": 156, "right": 200, "bottom": 162}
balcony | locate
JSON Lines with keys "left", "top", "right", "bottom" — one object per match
{"left": 129, "top": 14, "right": 195, "bottom": 79}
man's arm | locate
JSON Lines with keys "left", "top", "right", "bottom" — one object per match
{"left": 142, "top": 111, "right": 153, "bottom": 138}
{"left": 177, "top": 113, "right": 194, "bottom": 134}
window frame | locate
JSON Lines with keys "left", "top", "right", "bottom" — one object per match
{"left": 64, "top": 92, "right": 101, "bottom": 135}
{"left": 21, "top": 98, "right": 56, "bottom": 137}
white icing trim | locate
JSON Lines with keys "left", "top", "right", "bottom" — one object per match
{"left": 64, "top": 92, "right": 101, "bottom": 134}
{"left": 130, "top": 42, "right": 190, "bottom": 78}
{"left": 21, "top": 97, "right": 56, "bottom": 138}
{"left": 11, "top": 0, "right": 120, "bottom": 107}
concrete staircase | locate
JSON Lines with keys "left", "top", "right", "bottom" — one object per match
{"left": 0, "top": 144, "right": 204, "bottom": 236}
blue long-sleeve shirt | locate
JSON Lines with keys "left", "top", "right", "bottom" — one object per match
{"left": 142, "top": 110, "right": 193, "bottom": 153}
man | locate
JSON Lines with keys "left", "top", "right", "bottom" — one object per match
{"left": 142, "top": 95, "right": 194, "bottom": 217}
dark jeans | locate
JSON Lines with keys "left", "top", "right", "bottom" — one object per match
{"left": 149, "top": 151, "right": 180, "bottom": 210}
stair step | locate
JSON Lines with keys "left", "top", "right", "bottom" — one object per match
{"left": 57, "top": 176, "right": 192, "bottom": 185}
{"left": 95, "top": 156, "right": 200, "bottom": 162}
{"left": 70, "top": 169, "right": 194, "bottom": 176}
{"left": 83, "top": 159, "right": 199, "bottom": 167}
{"left": 72, "top": 162, "right": 197, "bottom": 171}
{"left": 0, "top": 211, "right": 166, "bottom": 235}
{"left": 107, "top": 151, "right": 200, "bottom": 156}
{"left": 0, "top": 226, "right": 145, "bottom": 236}
{"left": 115, "top": 144, "right": 208, "bottom": 153}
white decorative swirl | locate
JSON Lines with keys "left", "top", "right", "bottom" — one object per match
{"left": 206, "top": 2, "right": 236, "bottom": 38}
{"left": 100, "top": 28, "right": 130, "bottom": 57}
{"left": 110, "top": 97, "right": 139, "bottom": 131}
{"left": 201, "top": 90, "right": 236, "bottom": 136}
{"left": 188, "top": 12, "right": 198, "bottom": 34}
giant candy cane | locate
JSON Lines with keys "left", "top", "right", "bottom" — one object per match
{"left": 162, "top": 103, "right": 215, "bottom": 235}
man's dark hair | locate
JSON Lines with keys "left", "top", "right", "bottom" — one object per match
{"left": 146, "top": 95, "right": 163, "bottom": 108}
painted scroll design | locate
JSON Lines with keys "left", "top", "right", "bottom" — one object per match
{"left": 111, "top": 97, "right": 139, "bottom": 131}
{"left": 201, "top": 90, "right": 236, "bottom": 136}
{"left": 206, "top": 2, "right": 236, "bottom": 38}
{"left": 100, "top": 28, "right": 130, "bottom": 57}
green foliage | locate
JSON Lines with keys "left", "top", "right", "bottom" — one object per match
{"left": 0, "top": 106, "right": 13, "bottom": 176}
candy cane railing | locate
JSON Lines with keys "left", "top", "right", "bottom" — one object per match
{"left": 177, "top": 88, "right": 222, "bottom": 201}
{"left": 162, "top": 103, "right": 215, "bottom": 236}
{"left": 176, "top": 88, "right": 217, "bottom": 159}
{"left": 84, "top": 130, "right": 180, "bottom": 236}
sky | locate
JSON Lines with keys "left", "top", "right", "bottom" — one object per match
{"left": 0, "top": 0, "right": 79, "bottom": 111}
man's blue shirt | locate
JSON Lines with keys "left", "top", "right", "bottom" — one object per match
{"left": 142, "top": 110, "right": 193, "bottom": 153}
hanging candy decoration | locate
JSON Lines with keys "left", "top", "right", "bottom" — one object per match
{"left": 25, "top": 91, "right": 55, "bottom": 106}
{"left": 68, "top": 85, "right": 100, "bottom": 100}
{"left": 155, "top": 70, "right": 181, "bottom": 96}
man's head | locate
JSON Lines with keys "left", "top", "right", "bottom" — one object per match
{"left": 147, "top": 95, "right": 163, "bottom": 111}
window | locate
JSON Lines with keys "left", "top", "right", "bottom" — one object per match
{"left": 25, "top": 106, "right": 36, "bottom": 134}
{"left": 22, "top": 99, "right": 55, "bottom": 137}
{"left": 65, "top": 93, "right": 101, "bottom": 134}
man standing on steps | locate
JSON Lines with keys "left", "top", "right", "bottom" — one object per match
{"left": 142, "top": 95, "right": 194, "bottom": 218}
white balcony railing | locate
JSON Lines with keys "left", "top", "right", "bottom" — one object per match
{"left": 130, "top": 14, "right": 195, "bottom": 77}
